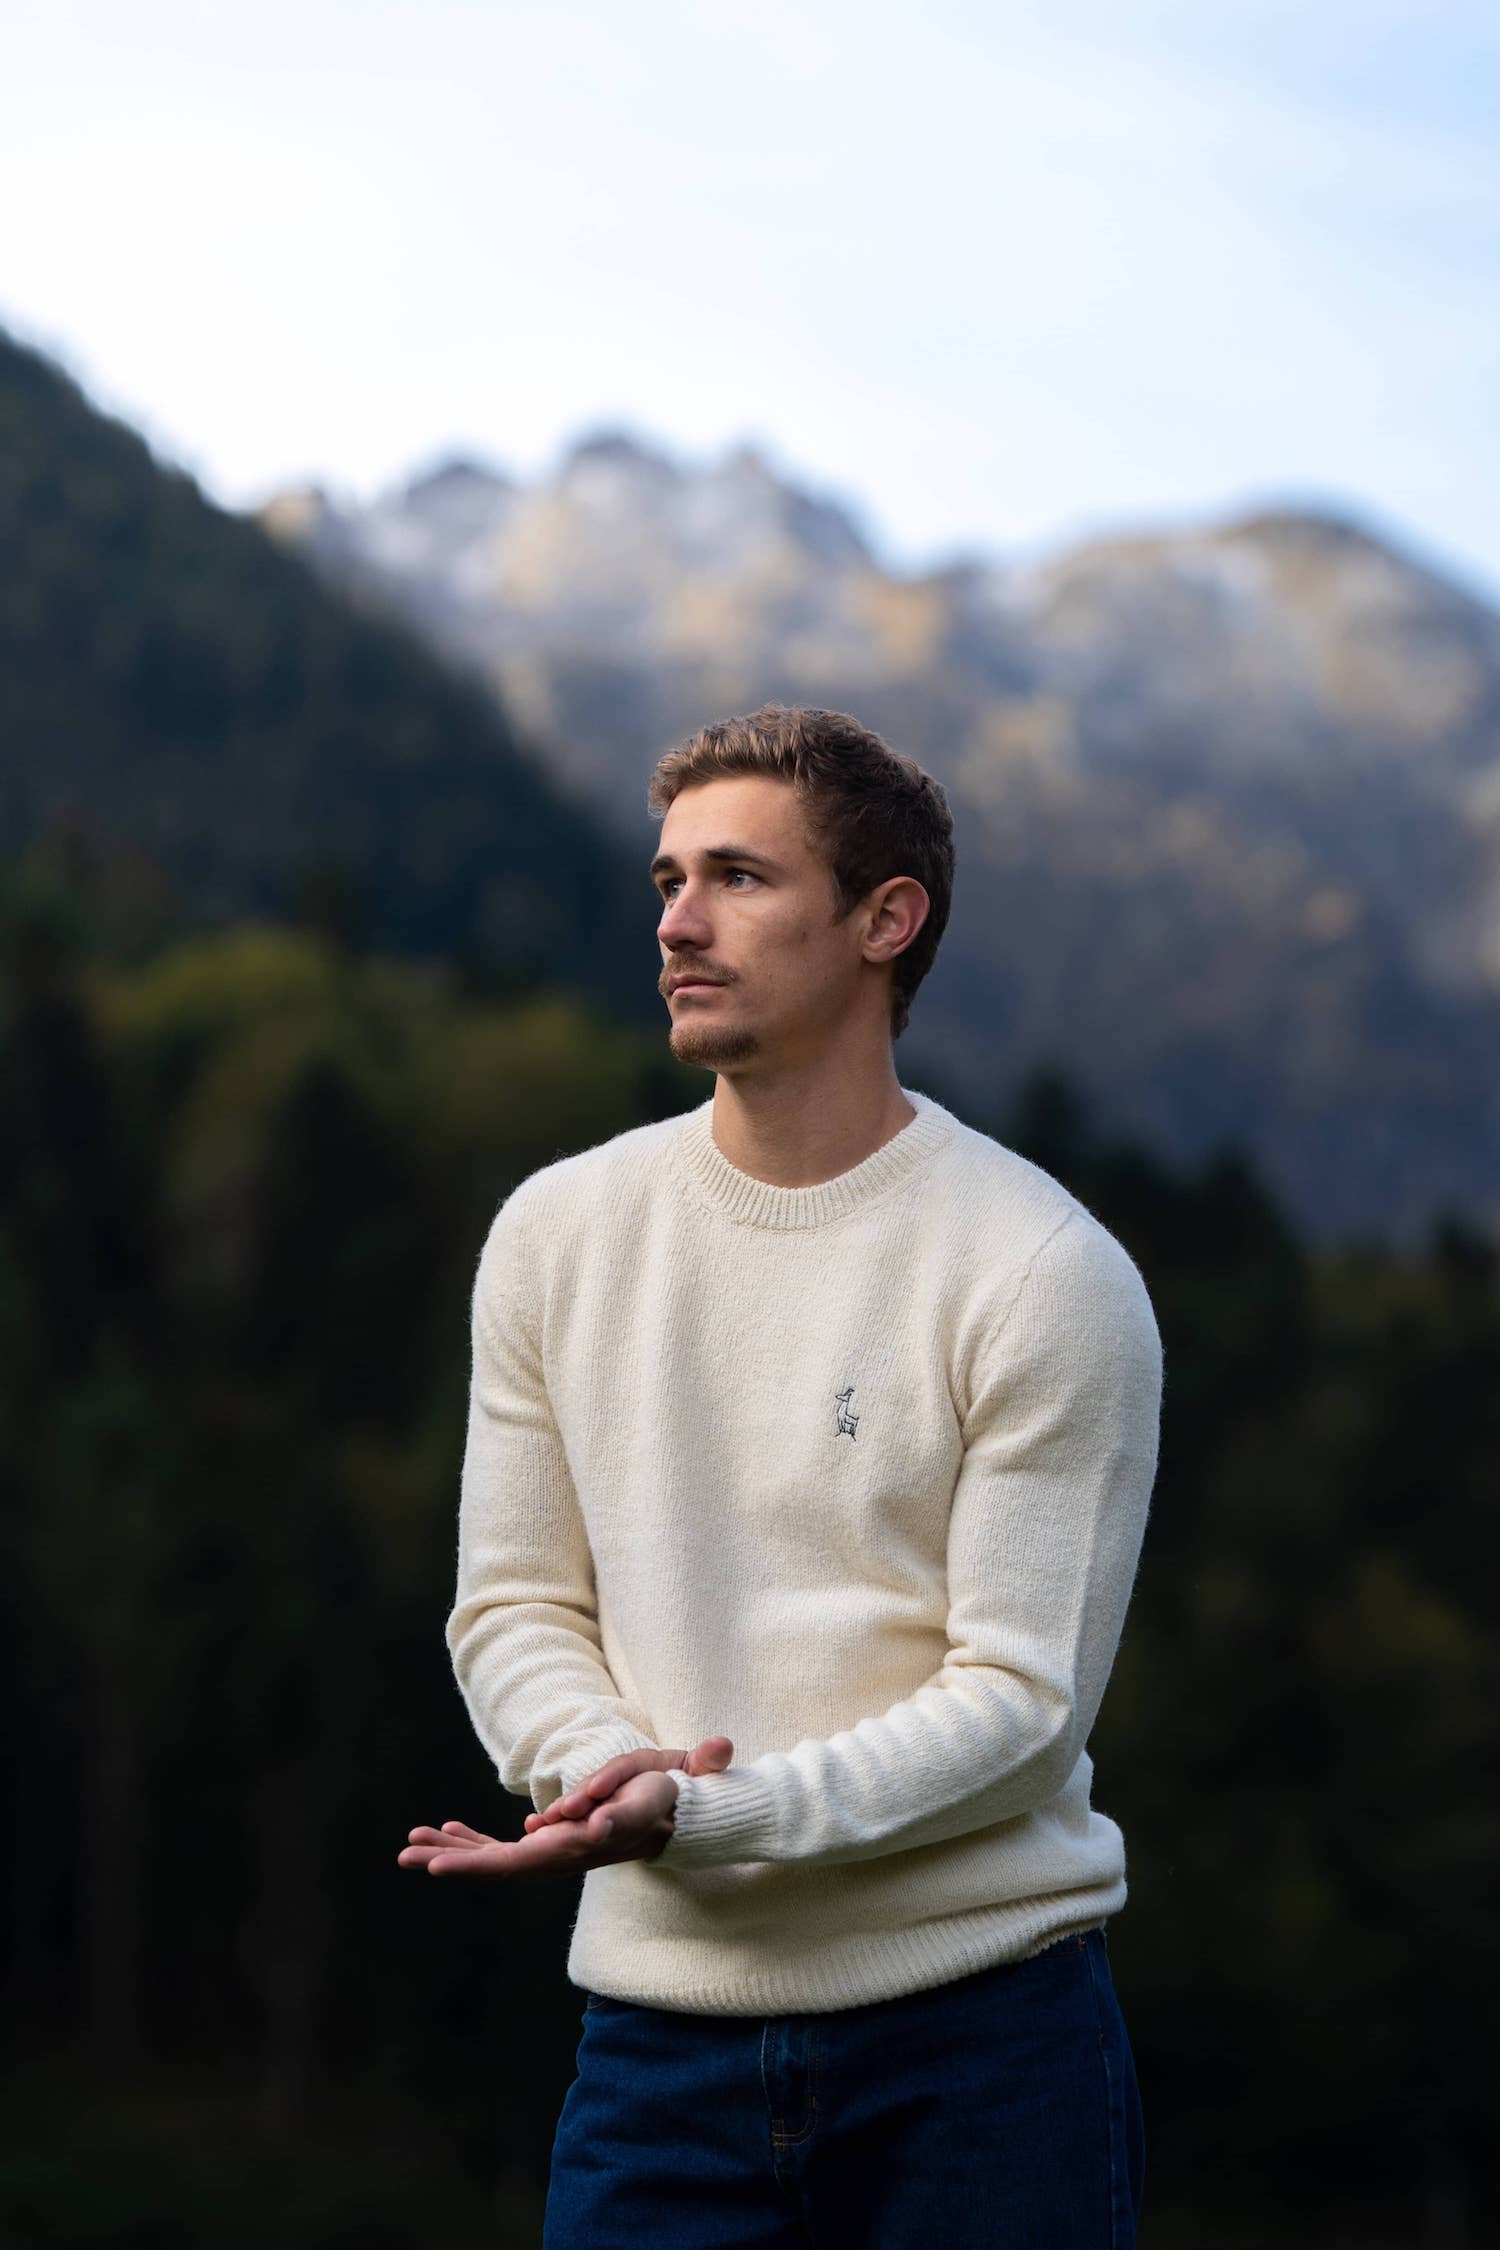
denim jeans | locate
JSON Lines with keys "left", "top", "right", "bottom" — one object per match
{"left": 543, "top": 1925, "right": 1145, "bottom": 2248}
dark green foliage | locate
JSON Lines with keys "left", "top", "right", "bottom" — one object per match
{"left": 0, "top": 325, "right": 659, "bottom": 1018}
{"left": 1, "top": 878, "right": 1493, "bottom": 2248}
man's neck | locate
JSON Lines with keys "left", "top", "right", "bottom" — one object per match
{"left": 709, "top": 1057, "right": 917, "bottom": 1189}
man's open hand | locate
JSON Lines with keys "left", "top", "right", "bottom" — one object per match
{"left": 521, "top": 1733, "right": 734, "bottom": 1833}
{"left": 398, "top": 1767, "right": 681, "bottom": 1879}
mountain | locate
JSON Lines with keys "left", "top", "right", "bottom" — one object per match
{"left": 258, "top": 430, "right": 1500, "bottom": 1248}
{"left": 0, "top": 330, "right": 658, "bottom": 1013}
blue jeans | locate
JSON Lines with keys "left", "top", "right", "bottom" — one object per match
{"left": 543, "top": 1926, "right": 1145, "bottom": 2247}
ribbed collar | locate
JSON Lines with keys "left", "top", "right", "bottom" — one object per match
{"left": 674, "top": 1087, "right": 956, "bottom": 1232}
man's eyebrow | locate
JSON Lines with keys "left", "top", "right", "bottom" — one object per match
{"left": 649, "top": 845, "right": 785, "bottom": 879}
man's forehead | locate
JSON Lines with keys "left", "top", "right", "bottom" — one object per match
{"left": 657, "top": 775, "right": 809, "bottom": 858}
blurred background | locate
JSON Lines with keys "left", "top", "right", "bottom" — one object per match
{"left": 2, "top": 2, "right": 1497, "bottom": 2243}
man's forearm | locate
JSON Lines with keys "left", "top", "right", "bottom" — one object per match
{"left": 657, "top": 1669, "right": 1079, "bottom": 1868}
{"left": 448, "top": 1598, "right": 662, "bottom": 1813}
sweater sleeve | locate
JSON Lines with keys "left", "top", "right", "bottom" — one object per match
{"left": 445, "top": 1189, "right": 662, "bottom": 1813}
{"left": 655, "top": 1208, "right": 1163, "bottom": 1869}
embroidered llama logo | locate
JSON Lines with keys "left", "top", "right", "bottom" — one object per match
{"left": 834, "top": 1385, "right": 860, "bottom": 1439}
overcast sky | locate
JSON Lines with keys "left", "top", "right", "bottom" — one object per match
{"left": 4, "top": 0, "right": 1498, "bottom": 596}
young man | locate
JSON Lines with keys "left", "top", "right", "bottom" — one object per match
{"left": 399, "top": 705, "right": 1163, "bottom": 2247}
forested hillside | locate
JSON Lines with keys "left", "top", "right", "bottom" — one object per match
{"left": 0, "top": 329, "right": 658, "bottom": 1016}
{"left": 0, "top": 874, "right": 1494, "bottom": 2247}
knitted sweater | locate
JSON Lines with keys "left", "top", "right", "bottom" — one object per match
{"left": 446, "top": 1087, "right": 1164, "bottom": 2016}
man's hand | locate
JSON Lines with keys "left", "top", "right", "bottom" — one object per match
{"left": 521, "top": 1734, "right": 733, "bottom": 1833}
{"left": 398, "top": 1768, "right": 681, "bottom": 1879}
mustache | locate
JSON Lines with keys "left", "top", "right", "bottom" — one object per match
{"left": 659, "top": 962, "right": 733, "bottom": 994}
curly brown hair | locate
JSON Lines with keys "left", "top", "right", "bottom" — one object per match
{"left": 646, "top": 705, "right": 954, "bottom": 1039}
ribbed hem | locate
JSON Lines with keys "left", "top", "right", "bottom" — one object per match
{"left": 674, "top": 1087, "right": 955, "bottom": 1232}
{"left": 569, "top": 1886, "right": 1126, "bottom": 2016}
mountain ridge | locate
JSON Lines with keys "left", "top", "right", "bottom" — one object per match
{"left": 259, "top": 429, "right": 1500, "bottom": 1247}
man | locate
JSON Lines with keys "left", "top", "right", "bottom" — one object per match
{"left": 399, "top": 705, "right": 1163, "bottom": 2247}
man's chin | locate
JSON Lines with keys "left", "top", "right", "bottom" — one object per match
{"left": 668, "top": 1022, "right": 761, "bottom": 1071}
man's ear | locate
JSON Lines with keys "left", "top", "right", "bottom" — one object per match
{"left": 863, "top": 876, "right": 929, "bottom": 964}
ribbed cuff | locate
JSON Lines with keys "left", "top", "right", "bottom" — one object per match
{"left": 656, "top": 1764, "right": 783, "bottom": 1867}
{"left": 548, "top": 1723, "right": 662, "bottom": 1806}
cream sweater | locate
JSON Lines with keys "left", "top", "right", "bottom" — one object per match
{"left": 446, "top": 1087, "right": 1164, "bottom": 2016}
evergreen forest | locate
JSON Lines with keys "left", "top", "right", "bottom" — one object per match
{"left": 1, "top": 843, "right": 1494, "bottom": 2248}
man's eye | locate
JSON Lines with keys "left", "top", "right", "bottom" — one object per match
{"left": 655, "top": 870, "right": 757, "bottom": 899}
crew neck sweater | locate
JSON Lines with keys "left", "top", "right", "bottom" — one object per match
{"left": 446, "top": 1086, "right": 1164, "bottom": 2016}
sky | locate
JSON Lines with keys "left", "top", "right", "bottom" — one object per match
{"left": 4, "top": 0, "right": 1499, "bottom": 597}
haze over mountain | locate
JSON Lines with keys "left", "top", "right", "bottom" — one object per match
{"left": 262, "top": 432, "right": 1500, "bottom": 1249}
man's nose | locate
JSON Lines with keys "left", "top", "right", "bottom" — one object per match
{"left": 658, "top": 882, "right": 712, "bottom": 947}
